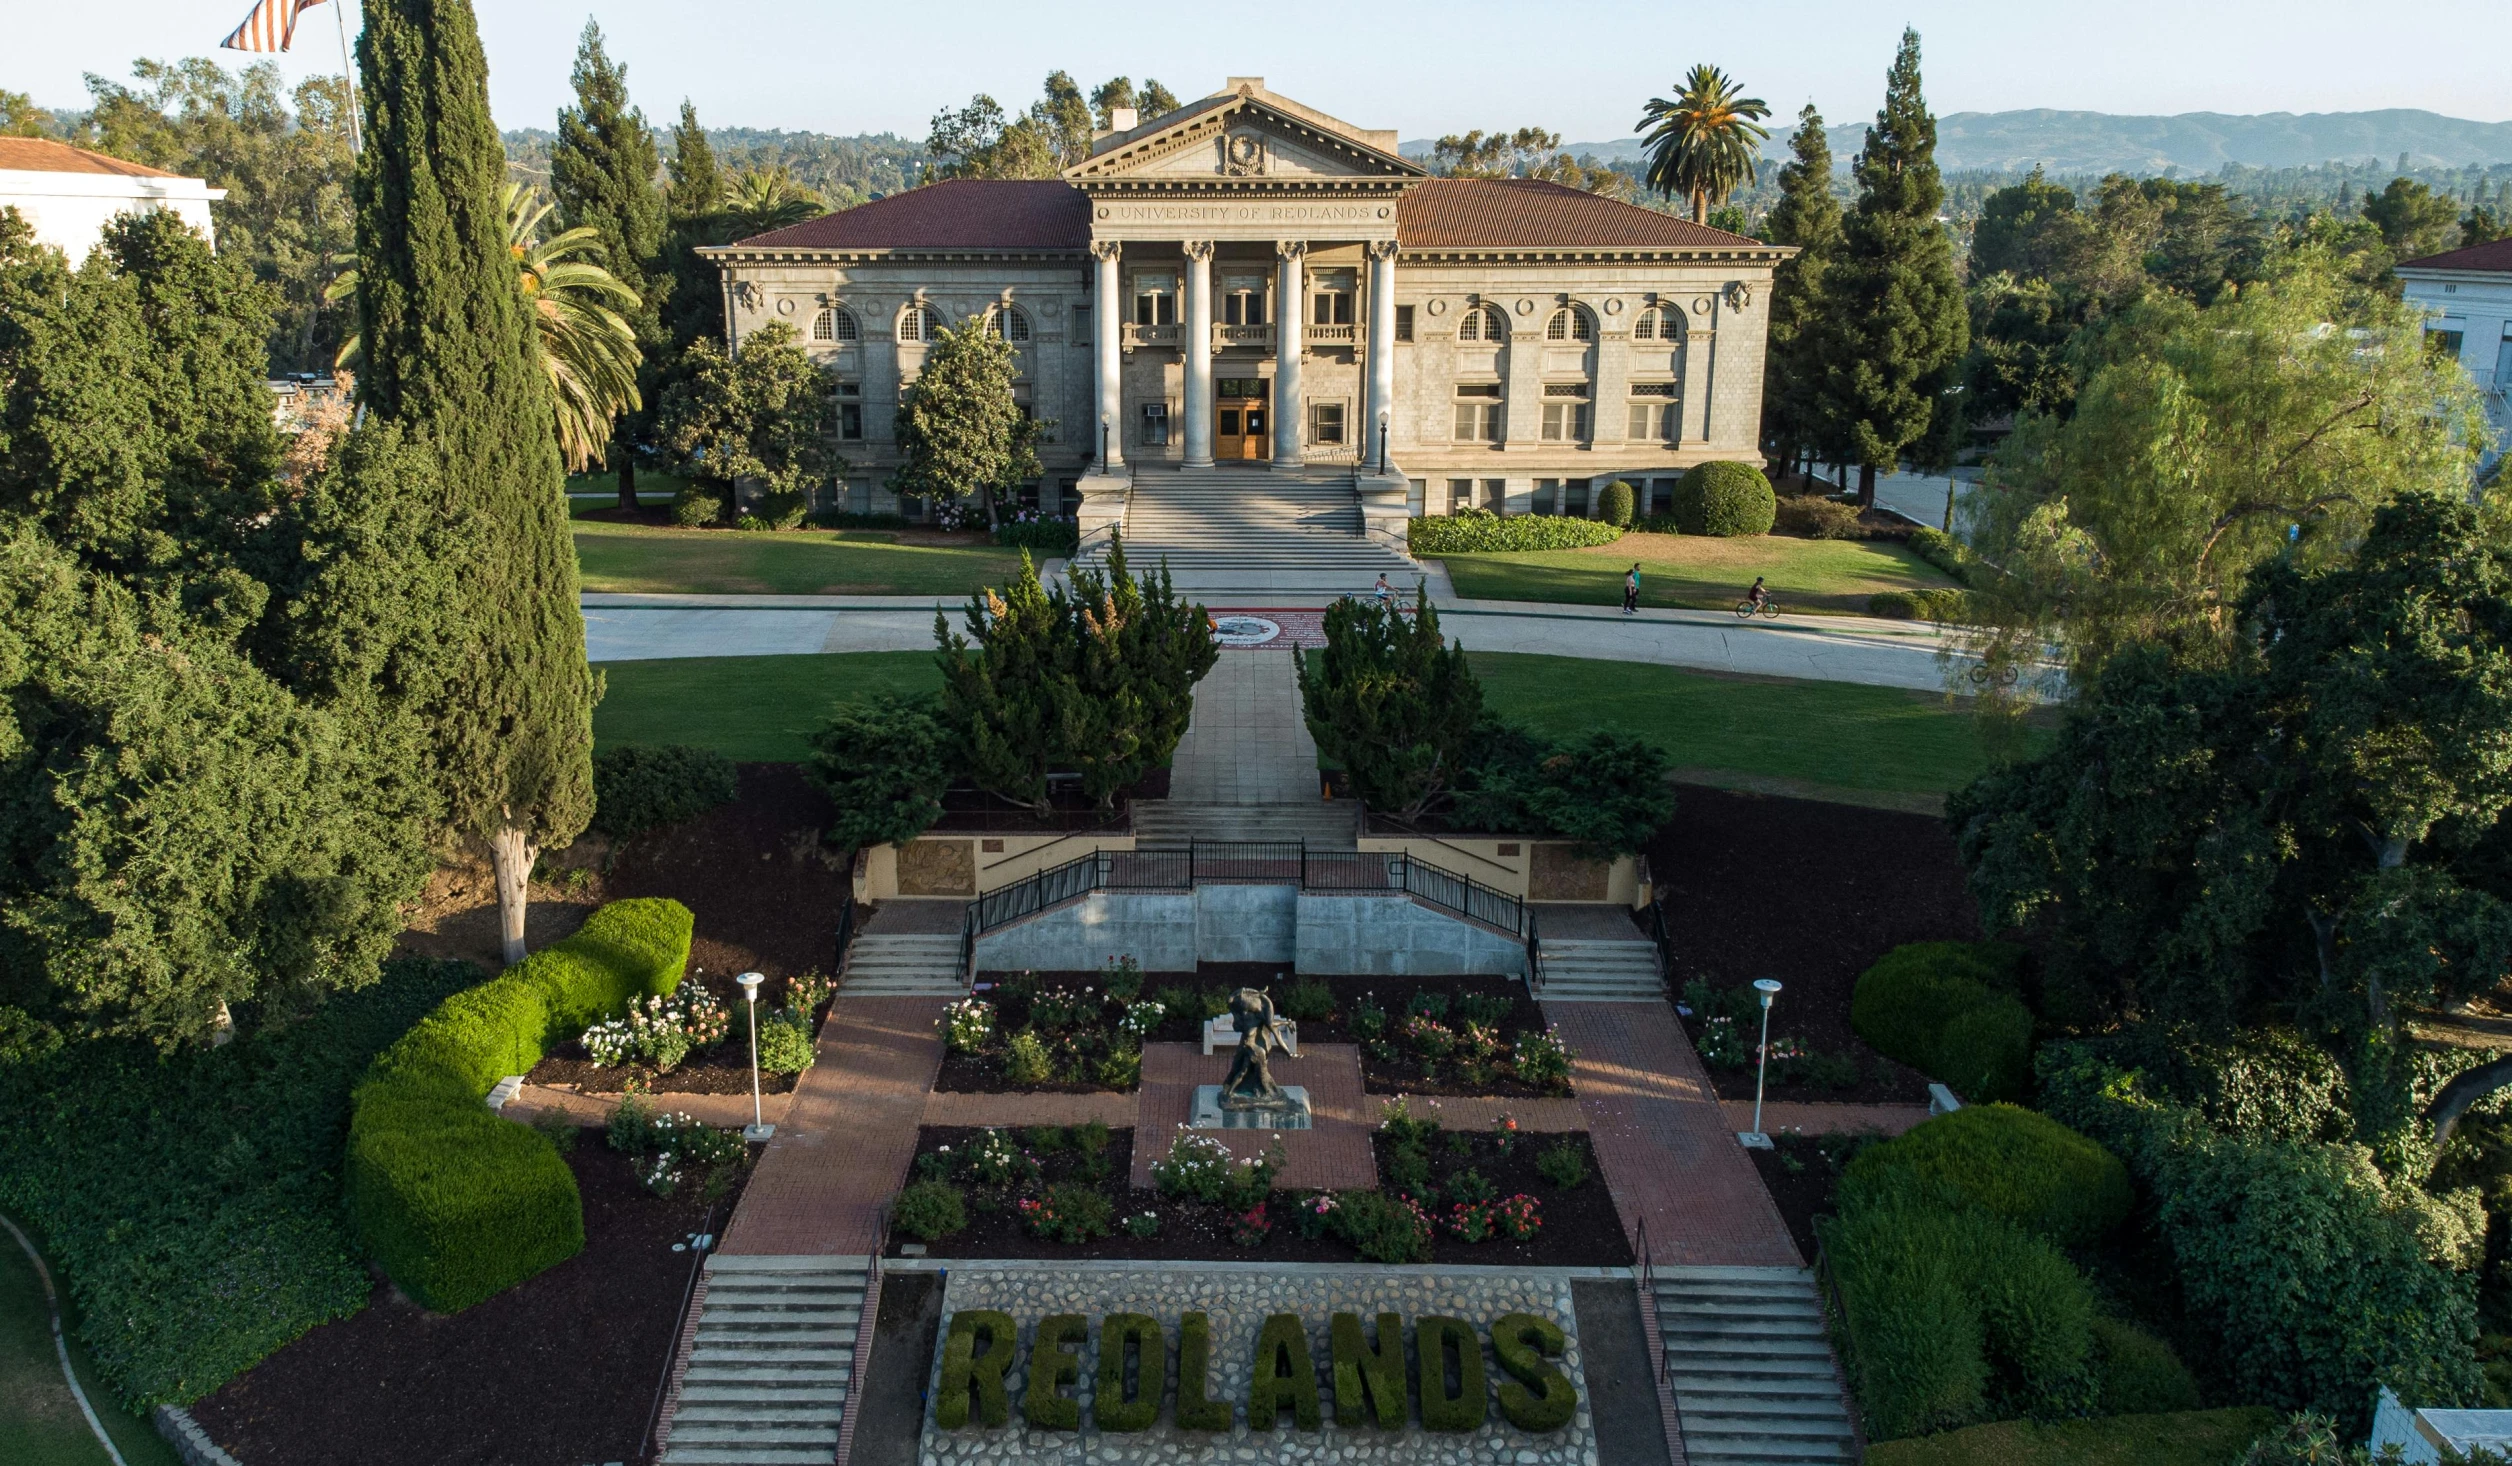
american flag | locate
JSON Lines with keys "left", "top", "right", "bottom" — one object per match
{"left": 219, "top": 0, "right": 329, "bottom": 53}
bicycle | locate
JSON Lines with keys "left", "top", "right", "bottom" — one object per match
{"left": 1966, "top": 662, "right": 2022, "bottom": 690}
{"left": 1734, "top": 596, "right": 1780, "bottom": 620}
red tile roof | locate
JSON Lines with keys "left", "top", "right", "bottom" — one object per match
{"left": 0, "top": 137, "right": 182, "bottom": 179}
{"left": 722, "top": 175, "right": 1768, "bottom": 254}
{"left": 728, "top": 180, "right": 1090, "bottom": 251}
{"left": 2400, "top": 237, "right": 2512, "bottom": 273}
{"left": 1399, "top": 178, "right": 1762, "bottom": 250}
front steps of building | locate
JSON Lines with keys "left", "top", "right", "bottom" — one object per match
{"left": 1078, "top": 465, "right": 1419, "bottom": 595}
{"left": 1131, "top": 799, "right": 1359, "bottom": 847}
{"left": 1534, "top": 937, "right": 1664, "bottom": 1001}
{"left": 837, "top": 933, "right": 966, "bottom": 996}
{"left": 659, "top": 1255, "right": 868, "bottom": 1466}
{"left": 1653, "top": 1265, "right": 1858, "bottom": 1465}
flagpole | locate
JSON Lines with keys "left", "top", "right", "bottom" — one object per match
{"left": 333, "top": 0, "right": 361, "bottom": 154}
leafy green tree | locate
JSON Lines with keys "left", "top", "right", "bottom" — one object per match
{"left": 355, "top": 0, "right": 596, "bottom": 965}
{"left": 890, "top": 318, "right": 1043, "bottom": 528}
{"left": 1431, "top": 127, "right": 1633, "bottom": 199}
{"left": 1967, "top": 167, "right": 2089, "bottom": 283}
{"left": 927, "top": 94, "right": 1061, "bottom": 180}
{"left": 656, "top": 320, "right": 838, "bottom": 527}
{"left": 2361, "top": 176, "right": 2462, "bottom": 261}
{"left": 549, "top": 20, "right": 667, "bottom": 504}
{"left": 1452, "top": 727, "right": 1673, "bottom": 857}
{"left": 1761, "top": 105, "right": 1840, "bottom": 475}
{"left": 806, "top": 694, "right": 954, "bottom": 849}
{"left": 1138, "top": 81, "right": 1180, "bottom": 119}
{"left": 1962, "top": 272, "right": 2081, "bottom": 422}
{"left": 1959, "top": 252, "right": 2485, "bottom": 694}
{"left": 1296, "top": 589, "right": 1482, "bottom": 819}
{"left": 1634, "top": 64, "right": 1771, "bottom": 223}
{"left": 1809, "top": 29, "right": 1967, "bottom": 504}
{"left": 2461, "top": 205, "right": 2507, "bottom": 250}
{"left": 0, "top": 90, "right": 52, "bottom": 137}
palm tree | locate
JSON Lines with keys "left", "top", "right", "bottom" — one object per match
{"left": 720, "top": 167, "right": 826, "bottom": 239}
{"left": 330, "top": 181, "right": 644, "bottom": 470}
{"left": 1635, "top": 65, "right": 1773, "bottom": 224}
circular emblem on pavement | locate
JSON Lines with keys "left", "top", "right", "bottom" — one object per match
{"left": 1210, "top": 615, "right": 1282, "bottom": 647}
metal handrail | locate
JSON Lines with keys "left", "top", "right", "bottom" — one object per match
{"left": 834, "top": 896, "right": 860, "bottom": 978}
{"left": 1809, "top": 1219, "right": 1872, "bottom": 1456}
{"left": 1635, "top": 1215, "right": 1664, "bottom": 1386}
{"left": 639, "top": 1199, "right": 719, "bottom": 1462}
{"left": 1525, "top": 906, "right": 1543, "bottom": 993}
{"left": 1646, "top": 894, "right": 1675, "bottom": 996}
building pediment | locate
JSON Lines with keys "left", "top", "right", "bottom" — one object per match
{"left": 1066, "top": 86, "right": 1424, "bottom": 192}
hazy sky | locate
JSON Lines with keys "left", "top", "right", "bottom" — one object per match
{"left": 14, "top": 0, "right": 2512, "bottom": 141}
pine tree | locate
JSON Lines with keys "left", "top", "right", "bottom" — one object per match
{"left": 657, "top": 101, "right": 727, "bottom": 404}
{"left": 1296, "top": 589, "right": 1482, "bottom": 820}
{"left": 1811, "top": 29, "right": 1968, "bottom": 504}
{"left": 354, "top": 0, "right": 594, "bottom": 965}
{"left": 549, "top": 20, "right": 665, "bottom": 510}
{"left": 1761, "top": 105, "right": 1839, "bottom": 479}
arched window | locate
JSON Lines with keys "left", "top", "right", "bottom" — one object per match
{"left": 1545, "top": 306, "right": 1594, "bottom": 342}
{"left": 1631, "top": 306, "right": 1679, "bottom": 341}
{"left": 986, "top": 306, "right": 1031, "bottom": 343}
{"left": 811, "top": 307, "right": 860, "bottom": 343}
{"left": 1457, "top": 303, "right": 1508, "bottom": 343}
{"left": 899, "top": 303, "right": 942, "bottom": 343}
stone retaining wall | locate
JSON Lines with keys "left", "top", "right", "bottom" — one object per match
{"left": 972, "top": 889, "right": 1523, "bottom": 977}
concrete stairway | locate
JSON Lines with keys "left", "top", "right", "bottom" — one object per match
{"left": 1535, "top": 937, "right": 1664, "bottom": 1000}
{"left": 660, "top": 1254, "right": 869, "bottom": 1466}
{"left": 838, "top": 933, "right": 966, "bottom": 996}
{"left": 1653, "top": 1265, "right": 1857, "bottom": 1465}
{"left": 1083, "top": 466, "right": 1418, "bottom": 594}
{"left": 1132, "top": 799, "right": 1358, "bottom": 847}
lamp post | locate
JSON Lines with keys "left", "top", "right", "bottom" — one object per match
{"left": 1738, "top": 978, "right": 1783, "bottom": 1150}
{"left": 1376, "top": 408, "right": 1390, "bottom": 475}
{"left": 736, "top": 971, "right": 774, "bottom": 1143}
{"left": 1099, "top": 412, "right": 1111, "bottom": 472}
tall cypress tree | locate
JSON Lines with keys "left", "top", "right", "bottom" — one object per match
{"left": 550, "top": 21, "right": 665, "bottom": 509}
{"left": 657, "top": 102, "right": 728, "bottom": 406}
{"left": 1812, "top": 29, "right": 1968, "bottom": 504}
{"left": 1761, "top": 105, "right": 1840, "bottom": 480}
{"left": 354, "top": 0, "right": 594, "bottom": 964}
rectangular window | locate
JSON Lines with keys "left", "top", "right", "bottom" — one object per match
{"left": 1649, "top": 477, "right": 1679, "bottom": 516}
{"left": 1140, "top": 401, "right": 1170, "bottom": 446}
{"left": 1222, "top": 277, "right": 1267, "bottom": 326}
{"left": 835, "top": 381, "right": 863, "bottom": 441}
{"left": 1482, "top": 478, "right": 1506, "bottom": 513}
{"left": 1133, "top": 274, "right": 1177, "bottom": 326}
{"left": 1446, "top": 478, "right": 1473, "bottom": 516}
{"left": 1072, "top": 303, "right": 1091, "bottom": 345}
{"left": 2427, "top": 327, "right": 2466, "bottom": 359}
{"left": 1564, "top": 479, "right": 1591, "bottom": 518}
{"left": 1541, "top": 384, "right": 1591, "bottom": 442}
{"left": 1408, "top": 477, "right": 1426, "bottom": 515}
{"left": 1310, "top": 401, "right": 1346, "bottom": 445}
{"left": 1453, "top": 382, "right": 1503, "bottom": 443}
{"left": 1395, "top": 305, "right": 1415, "bottom": 342}
{"left": 1312, "top": 291, "right": 1354, "bottom": 326}
{"left": 1533, "top": 479, "right": 1560, "bottom": 516}
{"left": 1628, "top": 382, "right": 1681, "bottom": 444}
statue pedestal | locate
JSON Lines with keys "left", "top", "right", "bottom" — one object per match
{"left": 1189, "top": 1085, "right": 1311, "bottom": 1131}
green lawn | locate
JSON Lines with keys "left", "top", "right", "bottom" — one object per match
{"left": 1866, "top": 1407, "right": 2280, "bottom": 1466}
{"left": 595, "top": 651, "right": 943, "bottom": 762}
{"left": 574, "top": 519, "right": 1023, "bottom": 596}
{"left": 1469, "top": 651, "right": 2015, "bottom": 799}
{"left": 1437, "top": 531, "right": 1958, "bottom": 616}
{"left": 0, "top": 1231, "right": 181, "bottom": 1466}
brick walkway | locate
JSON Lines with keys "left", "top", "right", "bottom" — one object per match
{"left": 1721, "top": 1099, "right": 1932, "bottom": 1137}
{"left": 1546, "top": 1001, "right": 1801, "bottom": 1268}
{"left": 1131, "top": 1041, "right": 1376, "bottom": 1190}
{"left": 719, "top": 996, "right": 946, "bottom": 1256}
{"left": 920, "top": 1090, "right": 1136, "bottom": 1127}
{"left": 1370, "top": 1094, "right": 1586, "bottom": 1132}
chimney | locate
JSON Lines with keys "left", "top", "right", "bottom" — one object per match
{"left": 1110, "top": 106, "right": 1138, "bottom": 133}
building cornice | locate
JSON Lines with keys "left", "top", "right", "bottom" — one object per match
{"left": 697, "top": 245, "right": 1085, "bottom": 265}
{"left": 1401, "top": 246, "right": 1796, "bottom": 265}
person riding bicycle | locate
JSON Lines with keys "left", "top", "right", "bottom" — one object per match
{"left": 1373, "top": 573, "right": 1394, "bottom": 606}
{"left": 1746, "top": 576, "right": 1770, "bottom": 612}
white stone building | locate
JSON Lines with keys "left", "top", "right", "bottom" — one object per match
{"left": 2400, "top": 236, "right": 2512, "bottom": 479}
{"left": 700, "top": 80, "right": 1790, "bottom": 544}
{"left": 0, "top": 137, "right": 224, "bottom": 258}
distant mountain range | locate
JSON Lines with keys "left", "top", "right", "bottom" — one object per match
{"left": 1405, "top": 109, "right": 2512, "bottom": 176}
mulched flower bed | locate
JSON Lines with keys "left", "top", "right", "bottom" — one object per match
{"left": 601, "top": 762, "right": 859, "bottom": 985}
{"left": 891, "top": 1122, "right": 1627, "bottom": 1267}
{"left": 526, "top": 1049, "right": 801, "bottom": 1096}
{"left": 1745, "top": 1132, "right": 1874, "bottom": 1265}
{"left": 1653, "top": 784, "right": 1980, "bottom": 1104}
{"left": 933, "top": 970, "right": 1163, "bottom": 1093}
{"left": 192, "top": 1142, "right": 741, "bottom": 1466}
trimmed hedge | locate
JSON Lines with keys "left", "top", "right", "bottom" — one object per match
{"left": 591, "top": 743, "right": 740, "bottom": 838}
{"left": 1907, "top": 527, "right": 1972, "bottom": 583}
{"left": 995, "top": 518, "right": 1079, "bottom": 556}
{"left": 1595, "top": 479, "right": 1636, "bottom": 528}
{"left": 1408, "top": 511, "right": 1624, "bottom": 555}
{"left": 1776, "top": 495, "right": 1866, "bottom": 540}
{"left": 1841, "top": 1105, "right": 2130, "bottom": 1247}
{"left": 344, "top": 898, "right": 694, "bottom": 1312}
{"left": 1868, "top": 588, "right": 1972, "bottom": 622}
{"left": 1672, "top": 461, "right": 1776, "bottom": 536}
{"left": 1852, "top": 943, "right": 2034, "bottom": 1102}
{"left": 2089, "top": 1315, "right": 2198, "bottom": 1415}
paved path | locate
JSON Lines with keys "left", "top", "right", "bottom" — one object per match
{"left": 1132, "top": 1042, "right": 1377, "bottom": 1191}
{"left": 1545, "top": 1001, "right": 1801, "bottom": 1269}
{"left": 583, "top": 592, "right": 1970, "bottom": 692}
{"left": 719, "top": 996, "right": 945, "bottom": 1256}
{"left": 1720, "top": 1100, "right": 1931, "bottom": 1137}
{"left": 1167, "top": 652, "right": 1320, "bottom": 804}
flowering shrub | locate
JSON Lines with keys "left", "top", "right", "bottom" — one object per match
{"left": 582, "top": 1019, "right": 636, "bottom": 1067}
{"left": 629, "top": 1111, "right": 746, "bottom": 1196}
{"left": 1029, "top": 986, "right": 1097, "bottom": 1031}
{"left": 1696, "top": 1015, "right": 1749, "bottom": 1069}
{"left": 966, "top": 1128, "right": 1037, "bottom": 1187}
{"left": 1296, "top": 1193, "right": 1340, "bottom": 1239}
{"left": 1099, "top": 956, "right": 1145, "bottom": 1003}
{"left": 1150, "top": 1130, "right": 1236, "bottom": 1202}
{"left": 1450, "top": 1201, "right": 1498, "bottom": 1243}
{"left": 1401, "top": 1015, "right": 1458, "bottom": 1060}
{"left": 785, "top": 971, "right": 838, "bottom": 1021}
{"left": 1447, "top": 1168, "right": 1496, "bottom": 1205}
{"left": 1117, "top": 1001, "right": 1167, "bottom": 1038}
{"left": 1762, "top": 1035, "right": 1811, "bottom": 1074}
{"left": 1122, "top": 1209, "right": 1161, "bottom": 1238}
{"left": 1350, "top": 995, "right": 1390, "bottom": 1046}
{"left": 1493, "top": 1114, "right": 1521, "bottom": 1154}
{"left": 1513, "top": 1028, "right": 1576, "bottom": 1091}
{"left": 1004, "top": 1030, "right": 1052, "bottom": 1085}
{"left": 939, "top": 999, "right": 995, "bottom": 1053}
{"left": 1018, "top": 1183, "right": 1114, "bottom": 1243}
{"left": 585, "top": 988, "right": 730, "bottom": 1072}
{"left": 1494, "top": 1193, "right": 1542, "bottom": 1241}
{"left": 1332, "top": 1189, "right": 1433, "bottom": 1263}
{"left": 1458, "top": 1022, "right": 1504, "bottom": 1063}
{"left": 1231, "top": 1203, "right": 1271, "bottom": 1248}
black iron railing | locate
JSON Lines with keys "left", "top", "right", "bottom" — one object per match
{"left": 1525, "top": 906, "right": 1544, "bottom": 993}
{"left": 1810, "top": 1218, "right": 1871, "bottom": 1455}
{"left": 964, "top": 841, "right": 1530, "bottom": 942}
{"left": 833, "top": 897, "right": 860, "bottom": 978}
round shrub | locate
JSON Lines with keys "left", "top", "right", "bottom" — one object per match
{"left": 1775, "top": 495, "right": 1864, "bottom": 540}
{"left": 1673, "top": 461, "right": 1776, "bottom": 537}
{"left": 894, "top": 1179, "right": 967, "bottom": 1241}
{"left": 670, "top": 484, "right": 725, "bottom": 527}
{"left": 1851, "top": 942, "right": 2035, "bottom": 1103}
{"left": 2090, "top": 1315, "right": 2199, "bottom": 1415}
{"left": 756, "top": 1010, "right": 816, "bottom": 1073}
{"left": 1937, "top": 999, "right": 2034, "bottom": 1102}
{"left": 592, "top": 743, "right": 740, "bottom": 839}
{"left": 1841, "top": 1104, "right": 2131, "bottom": 1246}
{"left": 1595, "top": 479, "right": 1635, "bottom": 528}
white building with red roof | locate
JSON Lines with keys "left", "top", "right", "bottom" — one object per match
{"left": 0, "top": 136, "right": 225, "bottom": 258}
{"left": 701, "top": 80, "right": 1789, "bottom": 572}
{"left": 2400, "top": 236, "right": 2512, "bottom": 481}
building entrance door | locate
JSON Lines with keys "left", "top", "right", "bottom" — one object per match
{"left": 1215, "top": 378, "right": 1270, "bottom": 461}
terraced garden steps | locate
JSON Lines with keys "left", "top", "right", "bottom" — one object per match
{"left": 1536, "top": 937, "right": 1665, "bottom": 1001}
{"left": 1652, "top": 1264, "right": 1857, "bottom": 1465}
{"left": 659, "top": 1254, "right": 870, "bottom": 1466}
{"left": 838, "top": 934, "right": 966, "bottom": 997}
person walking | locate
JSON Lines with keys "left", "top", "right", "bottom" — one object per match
{"left": 1623, "top": 563, "right": 1641, "bottom": 615}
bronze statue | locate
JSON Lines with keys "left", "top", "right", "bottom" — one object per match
{"left": 1217, "top": 987, "right": 1294, "bottom": 1109}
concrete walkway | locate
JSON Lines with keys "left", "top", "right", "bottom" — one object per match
{"left": 583, "top": 591, "right": 1973, "bottom": 693}
{"left": 1167, "top": 652, "right": 1320, "bottom": 804}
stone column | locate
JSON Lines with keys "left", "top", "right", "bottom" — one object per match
{"left": 1183, "top": 241, "right": 1215, "bottom": 468}
{"left": 1091, "top": 240, "right": 1124, "bottom": 469}
{"left": 1273, "top": 240, "right": 1306, "bottom": 466}
{"left": 1364, "top": 240, "right": 1398, "bottom": 472}
{"left": 1685, "top": 326, "right": 1717, "bottom": 447}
